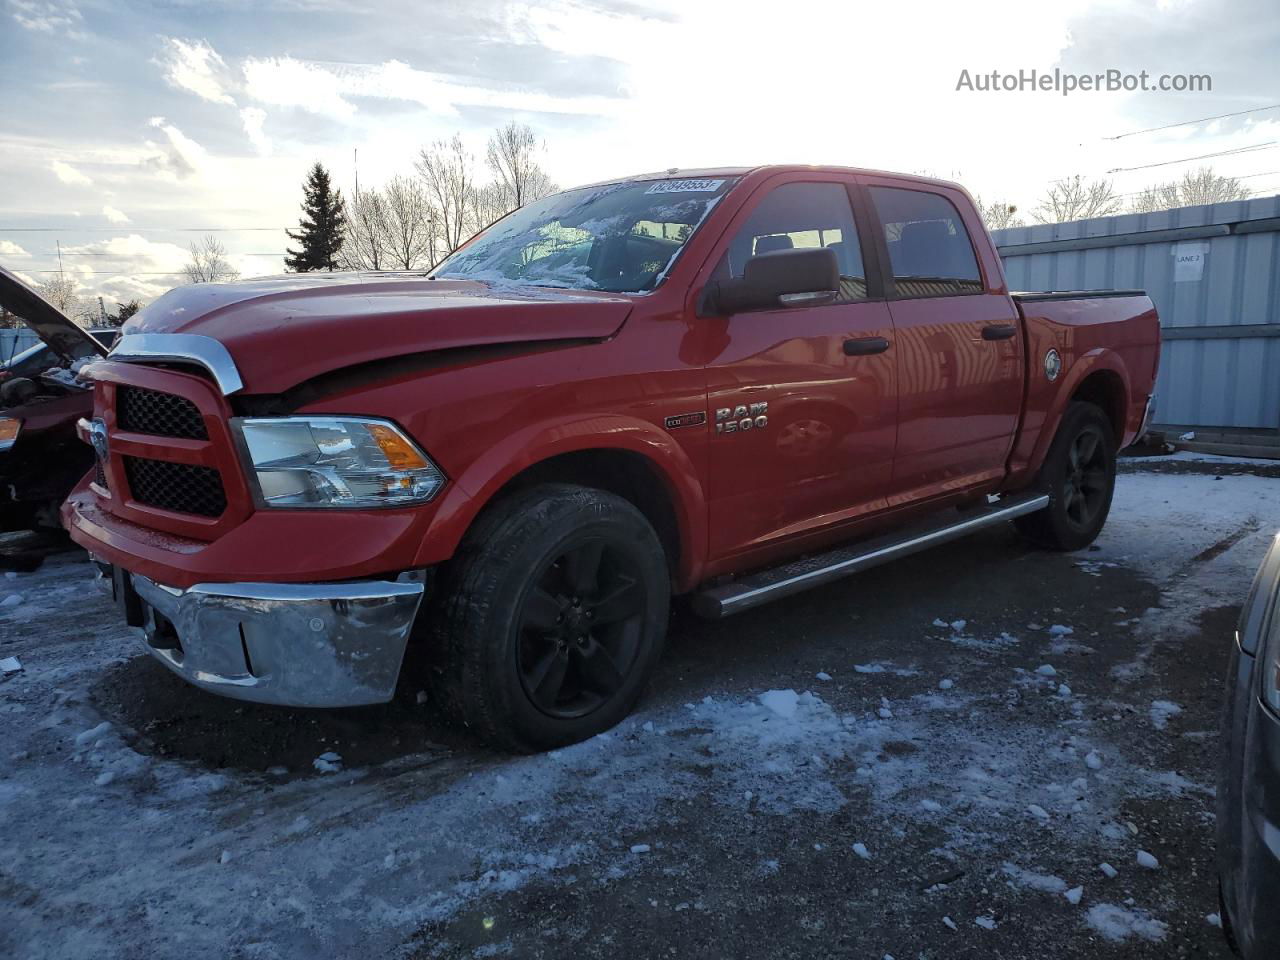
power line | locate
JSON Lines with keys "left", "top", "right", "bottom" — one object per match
{"left": 0, "top": 226, "right": 289, "bottom": 233}
{"left": 20, "top": 251, "right": 286, "bottom": 257}
{"left": 1105, "top": 103, "right": 1280, "bottom": 141}
{"left": 1106, "top": 142, "right": 1277, "bottom": 174}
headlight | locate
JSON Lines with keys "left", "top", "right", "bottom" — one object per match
{"left": 232, "top": 416, "right": 445, "bottom": 508}
{"left": 0, "top": 417, "right": 20, "bottom": 452}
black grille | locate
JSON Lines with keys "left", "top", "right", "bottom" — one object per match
{"left": 124, "top": 457, "right": 226, "bottom": 518}
{"left": 93, "top": 458, "right": 108, "bottom": 490}
{"left": 117, "top": 386, "right": 208, "bottom": 440}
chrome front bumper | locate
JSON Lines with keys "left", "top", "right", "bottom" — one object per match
{"left": 118, "top": 573, "right": 425, "bottom": 707}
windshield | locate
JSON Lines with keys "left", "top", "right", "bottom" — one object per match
{"left": 432, "top": 177, "right": 738, "bottom": 293}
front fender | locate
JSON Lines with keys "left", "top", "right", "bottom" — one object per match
{"left": 414, "top": 413, "right": 708, "bottom": 589}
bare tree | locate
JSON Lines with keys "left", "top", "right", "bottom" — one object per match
{"left": 485, "top": 121, "right": 557, "bottom": 212}
{"left": 37, "top": 273, "right": 83, "bottom": 317}
{"left": 1032, "top": 175, "right": 1122, "bottom": 224}
{"left": 975, "top": 196, "right": 1024, "bottom": 230}
{"left": 342, "top": 190, "right": 392, "bottom": 271}
{"left": 183, "top": 236, "right": 239, "bottom": 283}
{"left": 416, "top": 134, "right": 476, "bottom": 256}
{"left": 471, "top": 181, "right": 513, "bottom": 234}
{"left": 382, "top": 175, "right": 436, "bottom": 269}
{"left": 1130, "top": 166, "right": 1251, "bottom": 214}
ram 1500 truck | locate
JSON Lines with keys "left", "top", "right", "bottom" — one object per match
{"left": 40, "top": 166, "right": 1159, "bottom": 751}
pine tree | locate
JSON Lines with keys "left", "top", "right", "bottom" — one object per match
{"left": 285, "top": 162, "right": 347, "bottom": 272}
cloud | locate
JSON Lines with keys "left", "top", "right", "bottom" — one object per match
{"left": 0, "top": 240, "right": 32, "bottom": 258}
{"left": 142, "top": 117, "right": 206, "bottom": 179}
{"left": 50, "top": 159, "right": 92, "bottom": 185}
{"left": 102, "top": 205, "right": 130, "bottom": 223}
{"left": 239, "top": 107, "right": 272, "bottom": 156}
{"left": 59, "top": 234, "right": 190, "bottom": 304}
{"left": 9, "top": 0, "right": 84, "bottom": 38}
{"left": 156, "top": 36, "right": 237, "bottom": 105}
{"left": 240, "top": 55, "right": 622, "bottom": 119}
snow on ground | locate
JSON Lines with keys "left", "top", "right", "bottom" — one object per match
{"left": 2, "top": 467, "right": 1276, "bottom": 958}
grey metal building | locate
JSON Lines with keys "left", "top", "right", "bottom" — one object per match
{"left": 993, "top": 196, "right": 1280, "bottom": 435}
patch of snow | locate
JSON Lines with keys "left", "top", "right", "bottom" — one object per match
{"left": 629, "top": 844, "right": 650, "bottom": 854}
{"left": 1136, "top": 850, "right": 1159, "bottom": 869}
{"left": 0, "top": 656, "right": 22, "bottom": 673}
{"left": 1150, "top": 700, "right": 1183, "bottom": 730}
{"left": 1027, "top": 804, "right": 1050, "bottom": 820}
{"left": 1085, "top": 903, "right": 1168, "bottom": 942}
{"left": 1099, "top": 862, "right": 1118, "bottom": 879}
{"left": 938, "top": 679, "right": 954, "bottom": 690}
{"left": 313, "top": 751, "right": 343, "bottom": 774}
{"left": 1003, "top": 862, "right": 1067, "bottom": 893}
{"left": 851, "top": 842, "right": 871, "bottom": 860}
{"left": 1085, "top": 751, "right": 1104, "bottom": 770}
{"left": 1035, "top": 664, "right": 1058, "bottom": 677}
{"left": 1, "top": 593, "right": 24, "bottom": 607}
{"left": 1048, "top": 624, "right": 1073, "bottom": 636}
{"left": 759, "top": 689, "right": 799, "bottom": 719}
{"left": 975, "top": 915, "right": 997, "bottom": 930}
{"left": 74, "top": 721, "right": 113, "bottom": 747}
{"left": 942, "top": 916, "right": 958, "bottom": 931}
{"left": 815, "top": 672, "right": 832, "bottom": 682}
{"left": 949, "top": 620, "right": 967, "bottom": 632}
{"left": 1206, "top": 912, "right": 1222, "bottom": 928}
{"left": 1065, "top": 885, "right": 1083, "bottom": 905}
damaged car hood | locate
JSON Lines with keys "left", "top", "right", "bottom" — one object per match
{"left": 0, "top": 265, "right": 111, "bottom": 365}
{"left": 119, "top": 272, "right": 635, "bottom": 394}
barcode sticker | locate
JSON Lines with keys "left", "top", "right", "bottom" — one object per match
{"left": 645, "top": 178, "right": 725, "bottom": 194}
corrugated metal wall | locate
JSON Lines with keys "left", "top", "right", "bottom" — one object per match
{"left": 1, "top": 328, "right": 42, "bottom": 365}
{"left": 993, "top": 196, "right": 1280, "bottom": 431}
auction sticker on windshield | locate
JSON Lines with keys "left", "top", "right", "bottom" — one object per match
{"left": 645, "top": 179, "right": 725, "bottom": 194}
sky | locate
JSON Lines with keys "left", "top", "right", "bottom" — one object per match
{"left": 1, "top": 0, "right": 1278, "bottom": 309}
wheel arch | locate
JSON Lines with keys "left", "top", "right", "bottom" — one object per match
{"left": 416, "top": 415, "right": 708, "bottom": 591}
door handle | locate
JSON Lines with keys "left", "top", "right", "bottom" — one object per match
{"left": 843, "top": 336, "right": 890, "bottom": 356}
{"left": 982, "top": 323, "right": 1017, "bottom": 341}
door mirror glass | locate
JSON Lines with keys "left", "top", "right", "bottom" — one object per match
{"left": 706, "top": 247, "right": 839, "bottom": 314}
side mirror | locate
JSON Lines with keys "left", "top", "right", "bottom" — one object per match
{"left": 701, "top": 247, "right": 839, "bottom": 315}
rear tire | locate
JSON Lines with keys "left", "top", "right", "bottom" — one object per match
{"left": 1014, "top": 401, "right": 1117, "bottom": 551}
{"left": 429, "top": 483, "right": 670, "bottom": 752}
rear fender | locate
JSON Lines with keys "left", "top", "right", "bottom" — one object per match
{"left": 414, "top": 414, "right": 708, "bottom": 589}
{"left": 1010, "top": 347, "right": 1132, "bottom": 485}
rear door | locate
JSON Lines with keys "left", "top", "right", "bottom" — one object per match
{"left": 859, "top": 178, "right": 1023, "bottom": 504}
{"left": 698, "top": 175, "right": 898, "bottom": 560}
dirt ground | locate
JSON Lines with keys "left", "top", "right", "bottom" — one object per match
{"left": 2, "top": 456, "right": 1277, "bottom": 959}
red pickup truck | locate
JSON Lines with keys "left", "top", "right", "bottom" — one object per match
{"left": 45, "top": 166, "right": 1159, "bottom": 751}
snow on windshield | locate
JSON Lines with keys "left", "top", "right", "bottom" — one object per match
{"left": 432, "top": 178, "right": 737, "bottom": 294}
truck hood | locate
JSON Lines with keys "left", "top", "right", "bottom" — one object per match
{"left": 0, "top": 264, "right": 111, "bottom": 365}
{"left": 120, "top": 272, "right": 635, "bottom": 394}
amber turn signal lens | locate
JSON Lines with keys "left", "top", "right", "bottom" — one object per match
{"left": 0, "top": 417, "right": 20, "bottom": 449}
{"left": 367, "top": 423, "right": 429, "bottom": 471}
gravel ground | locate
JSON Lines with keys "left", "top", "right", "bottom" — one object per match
{"left": 2, "top": 457, "right": 1277, "bottom": 959}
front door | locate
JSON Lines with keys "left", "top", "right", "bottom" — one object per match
{"left": 699, "top": 177, "right": 898, "bottom": 561}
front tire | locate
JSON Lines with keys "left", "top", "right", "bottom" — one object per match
{"left": 430, "top": 483, "right": 670, "bottom": 752}
{"left": 1014, "top": 401, "right": 1117, "bottom": 551}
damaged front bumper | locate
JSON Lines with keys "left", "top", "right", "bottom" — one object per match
{"left": 96, "top": 564, "right": 425, "bottom": 707}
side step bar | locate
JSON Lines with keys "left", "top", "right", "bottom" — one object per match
{"left": 691, "top": 493, "right": 1050, "bottom": 619}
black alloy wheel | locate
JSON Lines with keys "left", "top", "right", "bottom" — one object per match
{"left": 517, "top": 537, "right": 647, "bottom": 719}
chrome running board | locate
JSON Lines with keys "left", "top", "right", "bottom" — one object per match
{"left": 691, "top": 493, "right": 1050, "bottom": 619}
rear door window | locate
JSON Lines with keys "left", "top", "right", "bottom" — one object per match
{"left": 869, "top": 186, "right": 983, "bottom": 298}
{"left": 722, "top": 182, "right": 869, "bottom": 302}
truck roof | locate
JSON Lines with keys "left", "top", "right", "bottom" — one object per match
{"left": 576, "top": 164, "right": 965, "bottom": 192}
